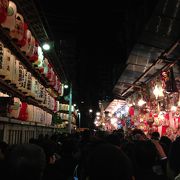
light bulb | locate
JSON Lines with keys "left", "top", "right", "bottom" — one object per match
{"left": 42, "top": 43, "right": 50, "bottom": 51}
{"left": 64, "top": 84, "right": 69, "bottom": 89}
{"left": 153, "top": 85, "right": 164, "bottom": 99}
{"left": 138, "top": 99, "right": 146, "bottom": 106}
{"left": 171, "top": 106, "right": 177, "bottom": 112}
{"left": 153, "top": 85, "right": 159, "bottom": 99}
{"left": 110, "top": 117, "right": 117, "bottom": 124}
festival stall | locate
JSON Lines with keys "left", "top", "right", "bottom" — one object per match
{"left": 95, "top": 66, "right": 180, "bottom": 140}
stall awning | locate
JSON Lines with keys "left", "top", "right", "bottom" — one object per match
{"left": 105, "top": 99, "right": 126, "bottom": 114}
{"left": 113, "top": 0, "right": 180, "bottom": 99}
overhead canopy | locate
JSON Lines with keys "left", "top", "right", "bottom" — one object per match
{"left": 113, "top": 0, "right": 180, "bottom": 99}
{"left": 105, "top": 99, "right": 127, "bottom": 114}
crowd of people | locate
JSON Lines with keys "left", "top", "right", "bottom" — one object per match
{"left": 0, "top": 128, "right": 180, "bottom": 180}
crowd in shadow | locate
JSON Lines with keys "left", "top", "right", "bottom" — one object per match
{"left": 0, "top": 128, "right": 180, "bottom": 180}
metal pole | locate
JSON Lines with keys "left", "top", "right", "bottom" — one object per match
{"left": 68, "top": 83, "right": 72, "bottom": 133}
{"left": 78, "top": 112, "right": 81, "bottom": 128}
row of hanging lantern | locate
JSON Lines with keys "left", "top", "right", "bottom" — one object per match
{"left": 0, "top": 91, "right": 53, "bottom": 125}
{"left": 0, "top": 0, "right": 63, "bottom": 95}
{"left": 0, "top": 41, "right": 61, "bottom": 111}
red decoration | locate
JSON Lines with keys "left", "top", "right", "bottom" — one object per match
{"left": 46, "top": 64, "right": 52, "bottom": 81}
{"left": 49, "top": 73, "right": 56, "bottom": 87}
{"left": 161, "top": 68, "right": 178, "bottom": 93}
{"left": 121, "top": 119, "right": 125, "bottom": 126}
{"left": 18, "top": 102, "right": 28, "bottom": 121}
{"left": 147, "top": 118, "right": 154, "bottom": 126}
{"left": 0, "top": 0, "right": 8, "bottom": 23}
{"left": 39, "top": 64, "right": 44, "bottom": 74}
{"left": 161, "top": 126, "right": 167, "bottom": 136}
{"left": 17, "top": 23, "right": 28, "bottom": 47}
{"left": 30, "top": 41, "right": 38, "bottom": 62}
{"left": 129, "top": 106, "right": 134, "bottom": 116}
{"left": 162, "top": 113, "right": 170, "bottom": 126}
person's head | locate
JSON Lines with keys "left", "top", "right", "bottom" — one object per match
{"left": 168, "top": 139, "right": 180, "bottom": 176}
{"left": 151, "top": 131, "right": 160, "bottom": 140}
{"left": 134, "top": 140, "right": 157, "bottom": 169}
{"left": 61, "top": 138, "right": 78, "bottom": 156}
{"left": 160, "top": 135, "right": 172, "bottom": 156}
{"left": 6, "top": 144, "right": 46, "bottom": 180}
{"left": 0, "top": 141, "right": 8, "bottom": 160}
{"left": 160, "top": 135, "right": 171, "bottom": 145}
{"left": 86, "top": 143, "right": 133, "bottom": 180}
{"left": 42, "top": 140, "right": 58, "bottom": 164}
{"left": 131, "top": 128, "right": 146, "bottom": 141}
{"left": 106, "top": 133, "right": 122, "bottom": 147}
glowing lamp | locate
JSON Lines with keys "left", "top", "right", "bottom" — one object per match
{"left": 138, "top": 99, "right": 146, "bottom": 106}
{"left": 110, "top": 117, "right": 117, "bottom": 124}
{"left": 108, "top": 113, "right": 112, "bottom": 117}
{"left": 153, "top": 85, "right": 164, "bottom": 99}
{"left": 42, "top": 43, "right": 50, "bottom": 51}
{"left": 64, "top": 84, "right": 69, "bottom": 89}
{"left": 171, "top": 106, "right": 177, "bottom": 112}
{"left": 116, "top": 112, "right": 121, "bottom": 118}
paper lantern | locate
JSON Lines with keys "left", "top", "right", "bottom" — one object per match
{"left": 18, "top": 102, "right": 28, "bottom": 121}
{"left": 54, "top": 76, "right": 59, "bottom": 91}
{"left": 46, "top": 63, "right": 52, "bottom": 81}
{"left": 17, "top": 23, "right": 28, "bottom": 47}
{"left": 9, "top": 13, "right": 24, "bottom": 41}
{"left": 16, "top": 62, "right": 24, "bottom": 91}
{"left": 9, "top": 97, "right": 21, "bottom": 118}
{"left": 34, "top": 80, "right": 41, "bottom": 101}
{"left": 1, "top": 1, "right": 16, "bottom": 30}
{"left": 27, "top": 104, "right": 33, "bottom": 121}
{"left": 3, "top": 47, "right": 11, "bottom": 81}
{"left": 26, "top": 72, "right": 32, "bottom": 96}
{"left": 30, "top": 41, "right": 39, "bottom": 63}
{"left": 20, "top": 29, "right": 32, "bottom": 53}
{"left": 38, "top": 85, "right": 45, "bottom": 102}
{"left": 30, "top": 76, "right": 36, "bottom": 98}
{"left": 9, "top": 53, "right": 16, "bottom": 84}
{"left": 0, "top": 0, "right": 9, "bottom": 23}
{"left": 14, "top": 59, "right": 19, "bottom": 87}
{"left": 37, "top": 46, "right": 44, "bottom": 73}
{"left": 0, "top": 42, "right": 7, "bottom": 78}
{"left": 26, "top": 35, "right": 35, "bottom": 57}
{"left": 41, "top": 58, "right": 48, "bottom": 76}
{"left": 21, "top": 68, "right": 28, "bottom": 94}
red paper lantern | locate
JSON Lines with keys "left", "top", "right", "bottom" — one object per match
{"left": 0, "top": 0, "right": 9, "bottom": 23}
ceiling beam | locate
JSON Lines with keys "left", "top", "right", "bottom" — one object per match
{"left": 120, "top": 40, "right": 180, "bottom": 97}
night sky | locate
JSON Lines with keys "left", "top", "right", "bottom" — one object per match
{"left": 38, "top": 0, "right": 158, "bottom": 127}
